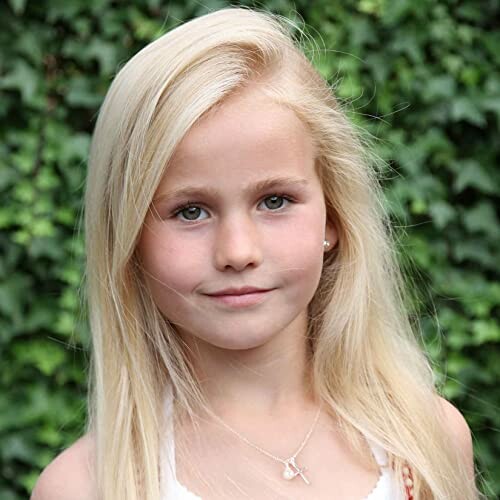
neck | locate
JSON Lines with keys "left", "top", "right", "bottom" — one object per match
{"left": 177, "top": 312, "right": 316, "bottom": 421}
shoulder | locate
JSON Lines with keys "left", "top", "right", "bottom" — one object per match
{"left": 30, "top": 433, "right": 97, "bottom": 500}
{"left": 436, "top": 396, "right": 474, "bottom": 477}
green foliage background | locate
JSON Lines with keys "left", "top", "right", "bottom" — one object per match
{"left": 1, "top": 0, "right": 498, "bottom": 498}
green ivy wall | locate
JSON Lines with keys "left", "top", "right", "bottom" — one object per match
{"left": 1, "top": 1, "right": 498, "bottom": 498}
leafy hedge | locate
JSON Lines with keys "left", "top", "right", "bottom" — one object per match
{"left": 1, "top": 1, "right": 498, "bottom": 498}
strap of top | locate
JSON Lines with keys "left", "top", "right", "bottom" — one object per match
{"left": 366, "top": 439, "right": 390, "bottom": 468}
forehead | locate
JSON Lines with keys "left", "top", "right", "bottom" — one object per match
{"left": 164, "top": 86, "right": 316, "bottom": 183}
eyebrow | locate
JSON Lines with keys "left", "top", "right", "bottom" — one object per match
{"left": 152, "top": 176, "right": 309, "bottom": 204}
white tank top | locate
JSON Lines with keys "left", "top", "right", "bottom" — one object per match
{"left": 160, "top": 387, "right": 405, "bottom": 499}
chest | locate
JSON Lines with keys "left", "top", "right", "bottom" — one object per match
{"left": 173, "top": 417, "right": 384, "bottom": 500}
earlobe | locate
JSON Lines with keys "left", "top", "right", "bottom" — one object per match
{"left": 324, "top": 220, "right": 338, "bottom": 252}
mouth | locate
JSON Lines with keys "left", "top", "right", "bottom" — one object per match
{"left": 204, "top": 288, "right": 275, "bottom": 308}
{"left": 207, "top": 286, "right": 272, "bottom": 296}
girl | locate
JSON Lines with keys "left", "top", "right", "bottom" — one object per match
{"left": 32, "top": 6, "right": 478, "bottom": 500}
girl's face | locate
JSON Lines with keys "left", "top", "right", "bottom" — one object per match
{"left": 138, "top": 85, "right": 337, "bottom": 351}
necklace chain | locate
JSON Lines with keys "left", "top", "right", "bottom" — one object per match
{"left": 209, "top": 401, "right": 323, "bottom": 465}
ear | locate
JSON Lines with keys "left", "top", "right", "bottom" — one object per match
{"left": 324, "top": 218, "right": 338, "bottom": 253}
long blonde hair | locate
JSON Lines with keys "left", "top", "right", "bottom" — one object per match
{"left": 84, "top": 6, "right": 478, "bottom": 499}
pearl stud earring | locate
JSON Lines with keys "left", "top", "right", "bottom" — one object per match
{"left": 323, "top": 240, "right": 330, "bottom": 248}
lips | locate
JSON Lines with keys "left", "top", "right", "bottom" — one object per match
{"left": 204, "top": 287, "right": 274, "bottom": 308}
{"left": 206, "top": 286, "right": 272, "bottom": 296}
{"left": 203, "top": 286, "right": 275, "bottom": 309}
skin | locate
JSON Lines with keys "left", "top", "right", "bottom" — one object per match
{"left": 30, "top": 83, "right": 475, "bottom": 500}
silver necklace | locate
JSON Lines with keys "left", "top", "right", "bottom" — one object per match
{"left": 209, "top": 402, "right": 322, "bottom": 485}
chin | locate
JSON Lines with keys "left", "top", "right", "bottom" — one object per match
{"left": 196, "top": 326, "right": 279, "bottom": 351}
{"left": 208, "top": 335, "right": 272, "bottom": 351}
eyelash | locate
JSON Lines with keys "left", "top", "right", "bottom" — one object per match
{"left": 171, "top": 193, "right": 296, "bottom": 222}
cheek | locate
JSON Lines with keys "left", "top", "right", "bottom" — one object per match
{"left": 269, "top": 208, "right": 326, "bottom": 286}
{"left": 138, "top": 227, "right": 203, "bottom": 296}
{"left": 278, "top": 201, "right": 325, "bottom": 254}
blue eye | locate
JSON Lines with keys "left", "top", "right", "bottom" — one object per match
{"left": 172, "top": 194, "right": 294, "bottom": 223}
{"left": 260, "top": 195, "right": 290, "bottom": 211}
{"left": 173, "top": 205, "right": 209, "bottom": 221}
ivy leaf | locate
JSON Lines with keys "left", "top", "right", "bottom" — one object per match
{"left": 429, "top": 200, "right": 455, "bottom": 229}
{"left": 12, "top": 339, "right": 66, "bottom": 376}
{"left": 452, "top": 160, "right": 497, "bottom": 194}
{"left": 7, "top": 0, "right": 27, "bottom": 16}
{"left": 450, "top": 95, "right": 486, "bottom": 127}
{"left": 462, "top": 201, "right": 499, "bottom": 235}
{"left": 472, "top": 320, "right": 500, "bottom": 345}
{"left": 0, "top": 60, "right": 38, "bottom": 103}
{"left": 423, "top": 74, "right": 457, "bottom": 102}
{"left": 65, "top": 76, "right": 103, "bottom": 108}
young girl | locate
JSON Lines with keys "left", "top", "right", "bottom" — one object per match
{"left": 32, "top": 7, "right": 478, "bottom": 500}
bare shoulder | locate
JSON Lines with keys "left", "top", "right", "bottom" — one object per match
{"left": 437, "top": 396, "right": 474, "bottom": 476}
{"left": 31, "top": 433, "right": 97, "bottom": 500}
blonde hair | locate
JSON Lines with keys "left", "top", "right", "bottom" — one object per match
{"left": 84, "top": 6, "right": 478, "bottom": 499}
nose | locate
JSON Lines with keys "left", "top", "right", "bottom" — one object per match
{"left": 213, "top": 214, "right": 263, "bottom": 272}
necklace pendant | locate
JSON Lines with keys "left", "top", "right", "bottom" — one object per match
{"left": 282, "top": 457, "right": 310, "bottom": 485}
